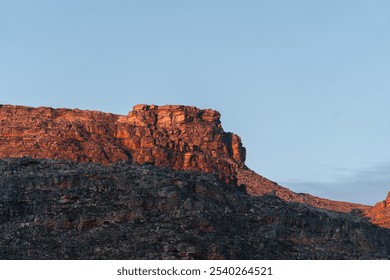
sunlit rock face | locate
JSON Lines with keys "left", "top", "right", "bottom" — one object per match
{"left": 0, "top": 104, "right": 246, "bottom": 181}
{"left": 365, "top": 192, "right": 390, "bottom": 228}
{"left": 117, "top": 104, "right": 246, "bottom": 179}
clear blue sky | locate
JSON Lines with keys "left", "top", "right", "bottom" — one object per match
{"left": 1, "top": 0, "right": 390, "bottom": 205}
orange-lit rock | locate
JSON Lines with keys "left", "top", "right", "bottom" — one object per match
{"left": 365, "top": 192, "right": 390, "bottom": 228}
{"left": 0, "top": 104, "right": 246, "bottom": 181}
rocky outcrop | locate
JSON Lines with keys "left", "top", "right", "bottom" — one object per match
{"left": 1, "top": 158, "right": 390, "bottom": 260}
{"left": 365, "top": 192, "right": 390, "bottom": 228}
{"left": 0, "top": 104, "right": 246, "bottom": 181}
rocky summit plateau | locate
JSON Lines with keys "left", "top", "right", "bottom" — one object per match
{"left": 1, "top": 103, "right": 390, "bottom": 259}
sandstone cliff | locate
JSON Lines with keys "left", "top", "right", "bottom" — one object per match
{"left": 365, "top": 192, "right": 390, "bottom": 228}
{"left": 0, "top": 104, "right": 373, "bottom": 215}
{"left": 0, "top": 104, "right": 245, "bottom": 181}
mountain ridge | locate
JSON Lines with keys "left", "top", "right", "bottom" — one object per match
{"left": 0, "top": 103, "right": 388, "bottom": 227}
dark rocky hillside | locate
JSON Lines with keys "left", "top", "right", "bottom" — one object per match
{"left": 1, "top": 157, "right": 389, "bottom": 260}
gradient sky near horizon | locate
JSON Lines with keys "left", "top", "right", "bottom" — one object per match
{"left": 1, "top": 0, "right": 390, "bottom": 205}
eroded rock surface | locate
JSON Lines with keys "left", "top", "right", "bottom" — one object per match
{"left": 1, "top": 158, "right": 390, "bottom": 260}
{"left": 0, "top": 104, "right": 245, "bottom": 181}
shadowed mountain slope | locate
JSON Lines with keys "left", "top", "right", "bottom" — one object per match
{"left": 1, "top": 158, "right": 390, "bottom": 260}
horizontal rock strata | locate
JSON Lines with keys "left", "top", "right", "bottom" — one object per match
{"left": 0, "top": 104, "right": 246, "bottom": 181}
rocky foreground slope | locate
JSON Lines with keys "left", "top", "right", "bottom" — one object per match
{"left": 1, "top": 158, "right": 390, "bottom": 260}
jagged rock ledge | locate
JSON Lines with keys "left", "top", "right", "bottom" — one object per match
{"left": 0, "top": 104, "right": 246, "bottom": 181}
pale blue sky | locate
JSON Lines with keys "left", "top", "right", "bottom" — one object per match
{"left": 1, "top": 1, "right": 390, "bottom": 204}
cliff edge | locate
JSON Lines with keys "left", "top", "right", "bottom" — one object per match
{"left": 0, "top": 104, "right": 245, "bottom": 181}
